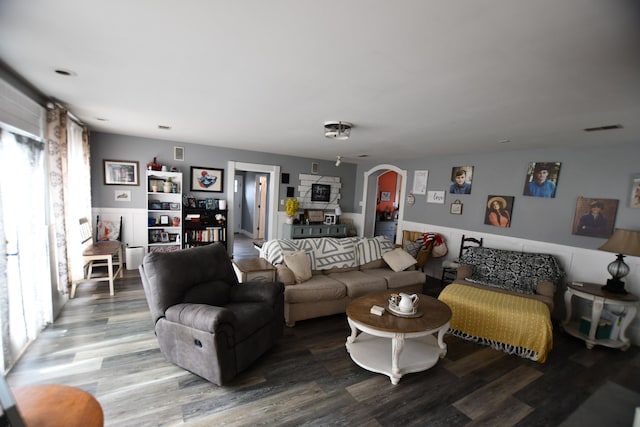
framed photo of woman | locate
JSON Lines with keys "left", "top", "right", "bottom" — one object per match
{"left": 484, "top": 195, "right": 514, "bottom": 228}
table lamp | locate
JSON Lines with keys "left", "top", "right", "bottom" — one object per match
{"left": 598, "top": 228, "right": 640, "bottom": 294}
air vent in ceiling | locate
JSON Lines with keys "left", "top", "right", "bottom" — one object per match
{"left": 583, "top": 124, "right": 623, "bottom": 132}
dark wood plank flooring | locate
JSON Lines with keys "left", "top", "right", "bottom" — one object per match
{"left": 6, "top": 270, "right": 640, "bottom": 426}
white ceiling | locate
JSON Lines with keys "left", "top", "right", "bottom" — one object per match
{"left": 1, "top": 0, "right": 639, "bottom": 163}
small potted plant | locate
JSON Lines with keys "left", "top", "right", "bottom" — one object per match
{"left": 285, "top": 198, "right": 299, "bottom": 224}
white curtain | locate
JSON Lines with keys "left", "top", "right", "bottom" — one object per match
{"left": 47, "top": 107, "right": 92, "bottom": 292}
{"left": 0, "top": 128, "right": 52, "bottom": 372}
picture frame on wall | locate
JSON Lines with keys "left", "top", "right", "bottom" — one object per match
{"left": 412, "top": 170, "right": 428, "bottom": 195}
{"left": 449, "top": 166, "right": 473, "bottom": 194}
{"left": 523, "top": 161, "right": 561, "bottom": 198}
{"left": 190, "top": 166, "right": 224, "bottom": 192}
{"left": 484, "top": 195, "right": 514, "bottom": 228}
{"left": 450, "top": 200, "right": 463, "bottom": 215}
{"left": 380, "top": 191, "right": 391, "bottom": 201}
{"left": 630, "top": 175, "right": 640, "bottom": 208}
{"left": 572, "top": 197, "right": 618, "bottom": 238}
{"left": 311, "top": 183, "right": 331, "bottom": 202}
{"left": 103, "top": 159, "right": 139, "bottom": 185}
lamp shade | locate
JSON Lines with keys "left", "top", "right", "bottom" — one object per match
{"left": 598, "top": 229, "right": 640, "bottom": 257}
{"left": 335, "top": 205, "right": 342, "bottom": 216}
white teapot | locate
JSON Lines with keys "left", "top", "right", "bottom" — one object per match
{"left": 398, "top": 293, "right": 419, "bottom": 313}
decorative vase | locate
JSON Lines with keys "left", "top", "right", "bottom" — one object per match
{"left": 285, "top": 216, "right": 294, "bottom": 224}
{"left": 163, "top": 181, "right": 172, "bottom": 193}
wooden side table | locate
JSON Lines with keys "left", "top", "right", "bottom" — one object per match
{"left": 232, "top": 257, "right": 276, "bottom": 283}
{"left": 562, "top": 282, "right": 638, "bottom": 350}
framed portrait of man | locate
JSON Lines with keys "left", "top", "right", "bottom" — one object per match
{"left": 572, "top": 197, "right": 618, "bottom": 238}
{"left": 449, "top": 166, "right": 473, "bottom": 194}
{"left": 523, "top": 162, "right": 561, "bottom": 198}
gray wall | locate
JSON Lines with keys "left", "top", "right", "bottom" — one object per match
{"left": 355, "top": 142, "right": 639, "bottom": 250}
{"left": 90, "top": 131, "right": 359, "bottom": 212}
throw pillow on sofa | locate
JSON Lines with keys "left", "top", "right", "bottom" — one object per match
{"left": 284, "top": 251, "right": 312, "bottom": 283}
{"left": 383, "top": 248, "right": 417, "bottom": 272}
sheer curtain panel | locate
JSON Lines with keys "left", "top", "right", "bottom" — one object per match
{"left": 0, "top": 128, "right": 52, "bottom": 371}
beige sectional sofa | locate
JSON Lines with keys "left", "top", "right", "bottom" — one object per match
{"left": 260, "top": 236, "right": 425, "bottom": 326}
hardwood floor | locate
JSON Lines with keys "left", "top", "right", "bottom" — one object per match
{"left": 233, "top": 233, "right": 262, "bottom": 259}
{"left": 6, "top": 270, "right": 640, "bottom": 426}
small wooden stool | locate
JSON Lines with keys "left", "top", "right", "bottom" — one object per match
{"left": 12, "top": 384, "right": 103, "bottom": 427}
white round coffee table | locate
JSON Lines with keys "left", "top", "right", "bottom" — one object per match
{"left": 345, "top": 292, "right": 451, "bottom": 384}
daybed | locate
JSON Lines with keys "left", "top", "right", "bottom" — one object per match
{"left": 261, "top": 236, "right": 426, "bottom": 326}
{"left": 438, "top": 246, "right": 564, "bottom": 363}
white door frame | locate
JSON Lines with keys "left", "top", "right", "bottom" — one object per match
{"left": 227, "top": 161, "right": 280, "bottom": 256}
{"left": 362, "top": 164, "right": 406, "bottom": 244}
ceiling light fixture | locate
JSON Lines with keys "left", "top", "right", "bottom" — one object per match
{"left": 335, "top": 156, "right": 342, "bottom": 167}
{"left": 54, "top": 68, "right": 77, "bottom": 76}
{"left": 324, "top": 121, "right": 352, "bottom": 140}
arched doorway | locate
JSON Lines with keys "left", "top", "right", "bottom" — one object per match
{"left": 362, "top": 164, "right": 407, "bottom": 244}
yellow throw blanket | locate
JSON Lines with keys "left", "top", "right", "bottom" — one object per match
{"left": 439, "top": 283, "right": 553, "bottom": 363}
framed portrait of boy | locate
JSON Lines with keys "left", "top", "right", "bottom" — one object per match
{"left": 523, "top": 162, "right": 561, "bottom": 198}
{"left": 449, "top": 166, "right": 473, "bottom": 194}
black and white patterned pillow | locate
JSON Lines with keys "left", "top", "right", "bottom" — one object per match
{"left": 403, "top": 239, "right": 423, "bottom": 257}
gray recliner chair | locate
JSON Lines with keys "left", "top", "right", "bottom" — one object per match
{"left": 139, "top": 243, "right": 284, "bottom": 385}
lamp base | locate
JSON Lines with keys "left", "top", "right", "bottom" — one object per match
{"left": 602, "top": 278, "right": 627, "bottom": 294}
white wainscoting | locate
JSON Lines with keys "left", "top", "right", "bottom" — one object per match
{"left": 92, "top": 207, "right": 148, "bottom": 249}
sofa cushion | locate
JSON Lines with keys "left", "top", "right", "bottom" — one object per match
{"left": 284, "top": 251, "right": 312, "bottom": 283}
{"left": 383, "top": 248, "right": 417, "bottom": 272}
{"left": 359, "top": 258, "right": 387, "bottom": 270}
{"left": 284, "top": 275, "right": 347, "bottom": 304}
{"left": 182, "top": 280, "right": 231, "bottom": 306}
{"left": 362, "top": 268, "right": 426, "bottom": 290}
{"left": 328, "top": 270, "right": 388, "bottom": 298}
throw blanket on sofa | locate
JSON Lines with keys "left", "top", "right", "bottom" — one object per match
{"left": 439, "top": 283, "right": 553, "bottom": 363}
{"left": 261, "top": 236, "right": 393, "bottom": 270}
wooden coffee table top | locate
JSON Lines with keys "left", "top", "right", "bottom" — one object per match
{"left": 346, "top": 292, "right": 451, "bottom": 334}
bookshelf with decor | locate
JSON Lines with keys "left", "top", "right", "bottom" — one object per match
{"left": 182, "top": 199, "right": 227, "bottom": 248}
{"left": 146, "top": 170, "right": 183, "bottom": 253}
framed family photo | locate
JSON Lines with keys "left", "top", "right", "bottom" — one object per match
{"left": 103, "top": 159, "right": 139, "bottom": 185}
{"left": 190, "top": 166, "right": 224, "bottom": 192}
{"left": 523, "top": 161, "right": 561, "bottom": 198}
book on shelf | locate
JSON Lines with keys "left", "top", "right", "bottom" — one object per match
{"left": 185, "top": 227, "right": 225, "bottom": 243}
